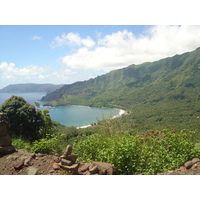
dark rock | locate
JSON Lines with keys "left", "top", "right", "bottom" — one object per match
{"left": 0, "top": 145, "right": 16, "bottom": 155}
{"left": 0, "top": 135, "right": 12, "bottom": 146}
{"left": 13, "top": 160, "right": 24, "bottom": 170}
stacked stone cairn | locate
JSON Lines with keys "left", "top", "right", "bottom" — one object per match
{"left": 0, "top": 113, "right": 16, "bottom": 156}
{"left": 58, "top": 145, "right": 79, "bottom": 175}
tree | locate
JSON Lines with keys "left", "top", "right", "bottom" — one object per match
{"left": 0, "top": 96, "right": 44, "bottom": 141}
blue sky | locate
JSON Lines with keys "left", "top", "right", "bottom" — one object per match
{"left": 1, "top": 25, "right": 200, "bottom": 89}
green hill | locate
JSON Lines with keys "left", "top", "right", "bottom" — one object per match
{"left": 42, "top": 47, "right": 200, "bottom": 132}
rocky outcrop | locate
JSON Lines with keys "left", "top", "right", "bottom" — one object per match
{"left": 0, "top": 113, "right": 15, "bottom": 156}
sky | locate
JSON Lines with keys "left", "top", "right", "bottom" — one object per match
{"left": 1, "top": 25, "right": 200, "bottom": 89}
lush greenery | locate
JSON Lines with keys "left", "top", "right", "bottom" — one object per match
{"left": 0, "top": 96, "right": 45, "bottom": 141}
{"left": 42, "top": 47, "right": 200, "bottom": 132}
{"left": 1, "top": 48, "right": 200, "bottom": 174}
{"left": 73, "top": 128, "right": 200, "bottom": 175}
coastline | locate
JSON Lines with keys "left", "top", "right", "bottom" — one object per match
{"left": 77, "top": 108, "right": 127, "bottom": 129}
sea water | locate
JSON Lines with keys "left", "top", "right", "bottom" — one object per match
{"left": 0, "top": 92, "right": 119, "bottom": 127}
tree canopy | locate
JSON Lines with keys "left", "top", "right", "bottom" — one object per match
{"left": 0, "top": 96, "right": 45, "bottom": 141}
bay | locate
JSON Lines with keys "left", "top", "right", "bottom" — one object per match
{"left": 0, "top": 92, "right": 120, "bottom": 127}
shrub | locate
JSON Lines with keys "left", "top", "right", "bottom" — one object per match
{"left": 73, "top": 129, "right": 200, "bottom": 175}
{"left": 31, "top": 134, "right": 63, "bottom": 155}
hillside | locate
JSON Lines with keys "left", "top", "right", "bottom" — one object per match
{"left": 0, "top": 83, "right": 64, "bottom": 93}
{"left": 42, "top": 47, "right": 200, "bottom": 132}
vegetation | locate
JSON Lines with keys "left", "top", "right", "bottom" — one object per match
{"left": 73, "top": 128, "right": 200, "bottom": 175}
{"left": 1, "top": 48, "right": 200, "bottom": 174}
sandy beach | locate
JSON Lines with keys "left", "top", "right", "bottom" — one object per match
{"left": 77, "top": 108, "right": 126, "bottom": 129}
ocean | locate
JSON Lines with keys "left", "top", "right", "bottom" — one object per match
{"left": 0, "top": 92, "right": 119, "bottom": 127}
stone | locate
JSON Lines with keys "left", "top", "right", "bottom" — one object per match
{"left": 93, "top": 162, "right": 116, "bottom": 175}
{"left": 59, "top": 163, "right": 80, "bottom": 175}
{"left": 61, "top": 158, "right": 72, "bottom": 166}
{"left": 0, "top": 123, "right": 8, "bottom": 137}
{"left": 192, "top": 158, "right": 200, "bottom": 164}
{"left": 63, "top": 145, "right": 72, "bottom": 156}
{"left": 0, "top": 145, "right": 16, "bottom": 155}
{"left": 65, "top": 155, "right": 78, "bottom": 164}
{"left": 0, "top": 135, "right": 12, "bottom": 146}
{"left": 24, "top": 156, "right": 33, "bottom": 167}
{"left": 78, "top": 163, "right": 91, "bottom": 175}
{"left": 184, "top": 161, "right": 194, "bottom": 169}
{"left": 53, "top": 163, "right": 60, "bottom": 170}
{"left": 13, "top": 160, "right": 24, "bottom": 170}
{"left": 28, "top": 167, "right": 38, "bottom": 175}
{"left": 89, "top": 165, "right": 99, "bottom": 174}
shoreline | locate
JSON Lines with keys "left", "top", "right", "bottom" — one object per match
{"left": 77, "top": 108, "right": 127, "bottom": 129}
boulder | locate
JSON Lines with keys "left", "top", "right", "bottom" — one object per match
{"left": 78, "top": 163, "right": 91, "bottom": 175}
{"left": 13, "top": 160, "right": 24, "bottom": 170}
{"left": 184, "top": 161, "right": 194, "bottom": 169}
{"left": 93, "top": 162, "right": 116, "bottom": 175}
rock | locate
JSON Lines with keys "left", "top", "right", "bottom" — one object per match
{"left": 78, "top": 163, "right": 91, "bottom": 175}
{"left": 28, "top": 167, "right": 38, "bottom": 175}
{"left": 17, "top": 149, "right": 29, "bottom": 154}
{"left": 184, "top": 161, "right": 194, "bottom": 169}
{"left": 83, "top": 171, "right": 91, "bottom": 175}
{"left": 13, "top": 160, "right": 24, "bottom": 170}
{"left": 0, "top": 145, "right": 15, "bottom": 155}
{"left": 0, "top": 135, "right": 12, "bottom": 146}
{"left": 93, "top": 162, "right": 116, "bottom": 175}
{"left": 59, "top": 163, "right": 80, "bottom": 175}
{"left": 192, "top": 158, "right": 200, "bottom": 164}
{"left": 24, "top": 156, "right": 33, "bottom": 167}
{"left": 89, "top": 165, "right": 99, "bottom": 174}
{"left": 53, "top": 163, "right": 60, "bottom": 170}
{"left": 61, "top": 158, "right": 72, "bottom": 166}
{"left": 65, "top": 155, "right": 78, "bottom": 164}
{"left": 63, "top": 145, "right": 72, "bottom": 156}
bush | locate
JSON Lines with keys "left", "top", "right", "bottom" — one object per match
{"left": 73, "top": 129, "right": 200, "bottom": 175}
{"left": 31, "top": 134, "right": 63, "bottom": 155}
{"left": 12, "top": 138, "right": 32, "bottom": 151}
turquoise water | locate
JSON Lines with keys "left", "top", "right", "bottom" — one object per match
{"left": 0, "top": 92, "right": 119, "bottom": 127}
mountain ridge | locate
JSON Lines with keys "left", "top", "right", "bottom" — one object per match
{"left": 0, "top": 83, "right": 64, "bottom": 93}
{"left": 41, "top": 47, "right": 200, "bottom": 132}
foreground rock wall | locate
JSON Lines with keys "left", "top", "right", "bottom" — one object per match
{"left": 0, "top": 113, "right": 15, "bottom": 156}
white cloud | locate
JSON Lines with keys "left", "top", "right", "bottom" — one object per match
{"left": 32, "top": 36, "right": 41, "bottom": 40}
{"left": 0, "top": 62, "right": 85, "bottom": 88}
{"left": 62, "top": 25, "right": 200, "bottom": 72}
{"left": 50, "top": 32, "right": 96, "bottom": 49}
